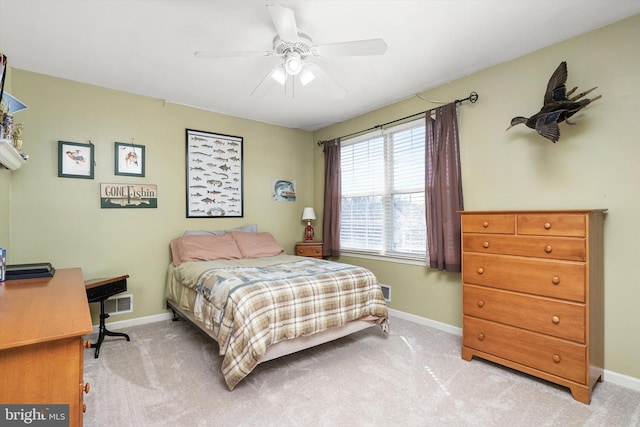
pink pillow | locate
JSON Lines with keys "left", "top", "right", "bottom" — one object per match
{"left": 230, "top": 231, "right": 285, "bottom": 258}
{"left": 170, "top": 234, "right": 242, "bottom": 266}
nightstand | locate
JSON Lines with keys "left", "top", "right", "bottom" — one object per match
{"left": 295, "top": 241, "right": 323, "bottom": 259}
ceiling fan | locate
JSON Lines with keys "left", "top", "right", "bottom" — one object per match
{"left": 194, "top": 4, "right": 388, "bottom": 98}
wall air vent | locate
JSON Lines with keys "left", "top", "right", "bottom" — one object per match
{"left": 380, "top": 284, "right": 391, "bottom": 302}
{"left": 103, "top": 293, "right": 133, "bottom": 315}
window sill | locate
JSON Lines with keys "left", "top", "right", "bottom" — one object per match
{"left": 339, "top": 250, "right": 426, "bottom": 267}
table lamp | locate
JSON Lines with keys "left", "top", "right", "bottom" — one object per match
{"left": 302, "top": 207, "right": 316, "bottom": 241}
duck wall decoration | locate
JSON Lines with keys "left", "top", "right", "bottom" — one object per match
{"left": 507, "top": 61, "right": 601, "bottom": 143}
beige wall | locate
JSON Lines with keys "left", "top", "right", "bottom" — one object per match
{"left": 314, "top": 14, "right": 640, "bottom": 380}
{"left": 1, "top": 70, "right": 314, "bottom": 325}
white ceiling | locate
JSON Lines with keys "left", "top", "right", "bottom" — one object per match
{"left": 1, "top": 1, "right": 639, "bottom": 131}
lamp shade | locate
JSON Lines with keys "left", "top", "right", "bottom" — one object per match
{"left": 299, "top": 67, "right": 316, "bottom": 86}
{"left": 271, "top": 66, "right": 287, "bottom": 85}
{"left": 302, "top": 207, "right": 316, "bottom": 221}
{"left": 284, "top": 52, "right": 303, "bottom": 75}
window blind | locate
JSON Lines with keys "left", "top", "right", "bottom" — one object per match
{"left": 340, "top": 119, "right": 426, "bottom": 259}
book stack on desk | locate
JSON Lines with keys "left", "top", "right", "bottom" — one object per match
{"left": 5, "top": 263, "right": 56, "bottom": 280}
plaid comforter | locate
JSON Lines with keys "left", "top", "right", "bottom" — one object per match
{"left": 187, "top": 257, "right": 388, "bottom": 389}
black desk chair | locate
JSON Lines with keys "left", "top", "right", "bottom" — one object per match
{"left": 85, "top": 275, "right": 131, "bottom": 358}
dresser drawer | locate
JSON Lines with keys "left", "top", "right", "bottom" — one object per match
{"left": 517, "top": 214, "right": 586, "bottom": 237}
{"left": 462, "top": 234, "right": 586, "bottom": 261}
{"left": 461, "top": 214, "right": 515, "bottom": 234}
{"left": 463, "top": 316, "right": 586, "bottom": 384}
{"left": 462, "top": 253, "right": 585, "bottom": 302}
{"left": 296, "top": 242, "right": 323, "bottom": 258}
{"left": 463, "top": 285, "right": 585, "bottom": 342}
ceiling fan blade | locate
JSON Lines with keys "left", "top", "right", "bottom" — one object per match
{"left": 313, "top": 39, "right": 388, "bottom": 57}
{"left": 194, "top": 50, "right": 274, "bottom": 58}
{"left": 304, "top": 63, "right": 347, "bottom": 99}
{"left": 250, "top": 65, "right": 282, "bottom": 98}
{"left": 267, "top": 4, "right": 299, "bottom": 42}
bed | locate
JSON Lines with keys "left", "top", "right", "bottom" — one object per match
{"left": 165, "top": 228, "right": 389, "bottom": 390}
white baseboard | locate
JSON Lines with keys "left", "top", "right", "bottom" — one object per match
{"left": 93, "top": 307, "right": 640, "bottom": 393}
{"left": 387, "top": 308, "right": 640, "bottom": 393}
{"left": 388, "top": 307, "right": 463, "bottom": 336}
{"left": 89, "top": 311, "right": 173, "bottom": 335}
{"left": 600, "top": 369, "right": 640, "bottom": 392}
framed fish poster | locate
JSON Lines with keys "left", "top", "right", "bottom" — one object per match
{"left": 185, "top": 129, "right": 243, "bottom": 218}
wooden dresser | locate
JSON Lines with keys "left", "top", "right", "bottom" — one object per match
{"left": 460, "top": 210, "right": 605, "bottom": 404}
{"left": 295, "top": 241, "right": 323, "bottom": 259}
{"left": 0, "top": 268, "right": 93, "bottom": 426}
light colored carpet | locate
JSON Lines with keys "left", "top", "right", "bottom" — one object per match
{"left": 83, "top": 315, "right": 640, "bottom": 426}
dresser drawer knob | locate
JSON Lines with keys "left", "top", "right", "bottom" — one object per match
{"left": 552, "top": 354, "right": 561, "bottom": 363}
{"left": 552, "top": 316, "right": 560, "bottom": 324}
{"left": 84, "top": 340, "right": 92, "bottom": 349}
{"left": 84, "top": 382, "right": 91, "bottom": 394}
{"left": 544, "top": 222, "right": 552, "bottom": 230}
{"left": 483, "top": 241, "right": 490, "bottom": 249}
{"left": 482, "top": 221, "right": 489, "bottom": 228}
{"left": 477, "top": 267, "right": 484, "bottom": 275}
{"left": 477, "top": 300, "right": 485, "bottom": 308}
{"left": 477, "top": 333, "right": 485, "bottom": 341}
{"left": 552, "top": 276, "right": 560, "bottom": 285}
{"left": 544, "top": 245, "right": 552, "bottom": 253}
{"left": 83, "top": 404, "right": 87, "bottom": 413}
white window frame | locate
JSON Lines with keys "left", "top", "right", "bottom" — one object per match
{"left": 340, "top": 118, "right": 427, "bottom": 263}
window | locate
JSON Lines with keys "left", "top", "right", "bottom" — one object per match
{"left": 340, "top": 119, "right": 426, "bottom": 261}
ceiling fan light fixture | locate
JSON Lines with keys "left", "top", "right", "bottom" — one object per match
{"left": 197, "top": 5, "right": 388, "bottom": 99}
{"left": 299, "top": 67, "right": 316, "bottom": 86}
{"left": 284, "top": 52, "right": 303, "bottom": 75}
{"left": 271, "top": 66, "right": 287, "bottom": 85}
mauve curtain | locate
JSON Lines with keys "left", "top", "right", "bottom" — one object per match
{"left": 322, "top": 138, "right": 341, "bottom": 257}
{"left": 425, "top": 103, "right": 464, "bottom": 272}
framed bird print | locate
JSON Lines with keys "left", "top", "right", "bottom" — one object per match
{"left": 58, "top": 141, "right": 94, "bottom": 179}
{"left": 115, "top": 141, "right": 145, "bottom": 177}
{"left": 185, "top": 129, "right": 244, "bottom": 218}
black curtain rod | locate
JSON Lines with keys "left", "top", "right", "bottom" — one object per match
{"left": 317, "top": 91, "right": 478, "bottom": 146}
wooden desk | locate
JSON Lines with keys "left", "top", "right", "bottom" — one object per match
{"left": 85, "top": 275, "right": 130, "bottom": 358}
{"left": 0, "top": 268, "right": 93, "bottom": 427}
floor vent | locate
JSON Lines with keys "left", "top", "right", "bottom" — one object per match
{"left": 380, "top": 284, "right": 391, "bottom": 302}
{"left": 103, "top": 293, "right": 133, "bottom": 315}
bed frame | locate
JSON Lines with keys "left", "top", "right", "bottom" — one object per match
{"left": 166, "top": 298, "right": 380, "bottom": 364}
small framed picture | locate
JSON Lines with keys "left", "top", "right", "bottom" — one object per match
{"left": 115, "top": 142, "right": 145, "bottom": 177}
{"left": 58, "top": 141, "right": 94, "bottom": 179}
